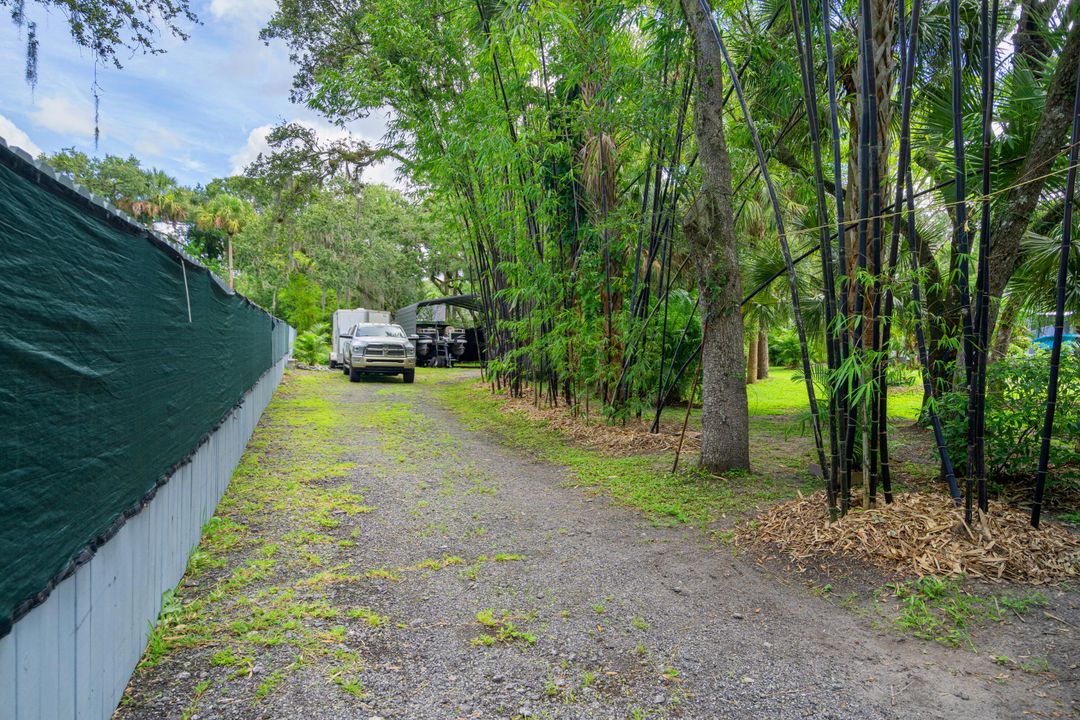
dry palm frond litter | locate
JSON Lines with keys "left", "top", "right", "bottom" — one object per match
{"left": 744, "top": 491, "right": 1080, "bottom": 584}
{"left": 492, "top": 385, "right": 698, "bottom": 455}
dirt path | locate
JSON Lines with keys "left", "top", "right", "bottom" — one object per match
{"left": 117, "top": 370, "right": 1076, "bottom": 720}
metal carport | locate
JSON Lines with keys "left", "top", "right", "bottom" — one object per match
{"left": 393, "top": 294, "right": 483, "bottom": 337}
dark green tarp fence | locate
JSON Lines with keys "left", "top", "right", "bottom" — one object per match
{"left": 0, "top": 142, "right": 290, "bottom": 635}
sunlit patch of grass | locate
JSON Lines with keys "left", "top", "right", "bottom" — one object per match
{"left": 656, "top": 368, "right": 923, "bottom": 424}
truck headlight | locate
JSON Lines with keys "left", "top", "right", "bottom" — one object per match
{"left": 351, "top": 343, "right": 365, "bottom": 356}
{"left": 406, "top": 344, "right": 415, "bottom": 356}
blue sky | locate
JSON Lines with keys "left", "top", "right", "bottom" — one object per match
{"left": 0, "top": 0, "right": 397, "bottom": 187}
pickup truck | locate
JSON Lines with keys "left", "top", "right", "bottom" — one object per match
{"left": 330, "top": 308, "right": 391, "bottom": 367}
{"left": 340, "top": 323, "right": 417, "bottom": 383}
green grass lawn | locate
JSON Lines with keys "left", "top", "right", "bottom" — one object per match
{"left": 746, "top": 368, "right": 924, "bottom": 420}
{"left": 659, "top": 367, "right": 925, "bottom": 431}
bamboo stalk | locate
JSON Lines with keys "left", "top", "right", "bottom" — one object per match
{"left": 892, "top": 11, "right": 963, "bottom": 504}
{"left": 790, "top": 0, "right": 842, "bottom": 515}
{"left": 972, "top": 0, "right": 1000, "bottom": 514}
{"left": 878, "top": 0, "right": 926, "bottom": 507}
{"left": 948, "top": 0, "right": 977, "bottom": 524}
{"left": 844, "top": 0, "right": 877, "bottom": 512}
{"left": 1031, "top": 54, "right": 1080, "bottom": 528}
{"left": 822, "top": 0, "right": 851, "bottom": 513}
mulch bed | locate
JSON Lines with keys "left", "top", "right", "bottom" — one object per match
{"left": 495, "top": 386, "right": 700, "bottom": 455}
{"left": 743, "top": 491, "right": 1080, "bottom": 585}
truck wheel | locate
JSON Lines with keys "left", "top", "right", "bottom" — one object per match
{"left": 403, "top": 369, "right": 415, "bottom": 384}
{"left": 342, "top": 364, "right": 349, "bottom": 375}
{"left": 329, "top": 359, "right": 337, "bottom": 369}
{"left": 349, "top": 366, "right": 362, "bottom": 382}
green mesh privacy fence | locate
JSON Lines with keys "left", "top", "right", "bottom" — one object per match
{"left": 0, "top": 142, "right": 290, "bottom": 635}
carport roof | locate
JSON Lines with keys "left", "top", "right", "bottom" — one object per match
{"left": 394, "top": 294, "right": 482, "bottom": 336}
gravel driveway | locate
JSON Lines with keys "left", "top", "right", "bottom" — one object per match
{"left": 115, "top": 369, "right": 1077, "bottom": 720}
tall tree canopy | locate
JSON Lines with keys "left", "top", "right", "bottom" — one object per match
{"left": 258, "top": 0, "right": 1079, "bottom": 498}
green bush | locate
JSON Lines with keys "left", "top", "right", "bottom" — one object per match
{"left": 939, "top": 346, "right": 1080, "bottom": 490}
{"left": 293, "top": 328, "right": 329, "bottom": 366}
{"left": 277, "top": 273, "right": 324, "bottom": 332}
{"left": 658, "top": 290, "right": 702, "bottom": 403}
{"left": 886, "top": 364, "right": 919, "bottom": 387}
{"left": 768, "top": 331, "right": 803, "bottom": 368}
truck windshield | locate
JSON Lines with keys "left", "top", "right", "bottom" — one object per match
{"left": 354, "top": 325, "right": 406, "bottom": 338}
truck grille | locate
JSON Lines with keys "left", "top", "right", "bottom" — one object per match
{"left": 365, "top": 344, "right": 405, "bottom": 358}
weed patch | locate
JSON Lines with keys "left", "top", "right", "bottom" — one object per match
{"left": 471, "top": 608, "right": 537, "bottom": 647}
{"left": 887, "top": 576, "right": 1046, "bottom": 648}
{"left": 133, "top": 372, "right": 391, "bottom": 704}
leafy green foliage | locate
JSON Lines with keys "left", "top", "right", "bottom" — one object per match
{"left": 293, "top": 325, "right": 330, "bottom": 366}
{"left": 767, "top": 332, "right": 804, "bottom": 369}
{"left": 7, "top": 0, "right": 197, "bottom": 70}
{"left": 276, "top": 272, "right": 325, "bottom": 333}
{"left": 940, "top": 347, "right": 1080, "bottom": 490}
{"left": 42, "top": 149, "right": 184, "bottom": 216}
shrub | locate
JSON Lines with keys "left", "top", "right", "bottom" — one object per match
{"left": 939, "top": 346, "right": 1080, "bottom": 491}
{"left": 886, "top": 364, "right": 919, "bottom": 387}
{"left": 658, "top": 289, "right": 702, "bottom": 403}
{"left": 768, "top": 331, "right": 803, "bottom": 368}
{"left": 293, "top": 329, "right": 329, "bottom": 365}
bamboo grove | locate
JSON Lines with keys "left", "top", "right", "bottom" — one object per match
{"left": 264, "top": 0, "right": 1080, "bottom": 525}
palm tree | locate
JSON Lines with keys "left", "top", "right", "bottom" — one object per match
{"left": 195, "top": 195, "right": 252, "bottom": 289}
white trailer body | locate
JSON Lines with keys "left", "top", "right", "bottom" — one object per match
{"left": 331, "top": 308, "right": 370, "bottom": 367}
{"left": 368, "top": 310, "right": 392, "bottom": 324}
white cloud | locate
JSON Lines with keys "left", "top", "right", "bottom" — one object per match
{"left": 28, "top": 94, "right": 96, "bottom": 139}
{"left": 0, "top": 114, "right": 43, "bottom": 157}
{"left": 177, "top": 156, "right": 209, "bottom": 174}
{"left": 229, "top": 123, "right": 276, "bottom": 175}
{"left": 230, "top": 120, "right": 369, "bottom": 173}
{"left": 133, "top": 127, "right": 182, "bottom": 159}
{"left": 364, "top": 159, "right": 403, "bottom": 188}
{"left": 230, "top": 120, "right": 405, "bottom": 188}
{"left": 209, "top": 0, "right": 277, "bottom": 21}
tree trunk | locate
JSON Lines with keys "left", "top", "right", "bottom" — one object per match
{"left": 227, "top": 234, "right": 234, "bottom": 289}
{"left": 747, "top": 333, "right": 759, "bottom": 384}
{"left": 757, "top": 329, "right": 769, "bottom": 379}
{"left": 990, "top": 295, "right": 1020, "bottom": 362}
{"left": 679, "top": 0, "right": 750, "bottom": 472}
{"left": 1016, "top": 0, "right": 1053, "bottom": 79}
{"left": 986, "top": 4, "right": 1080, "bottom": 333}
